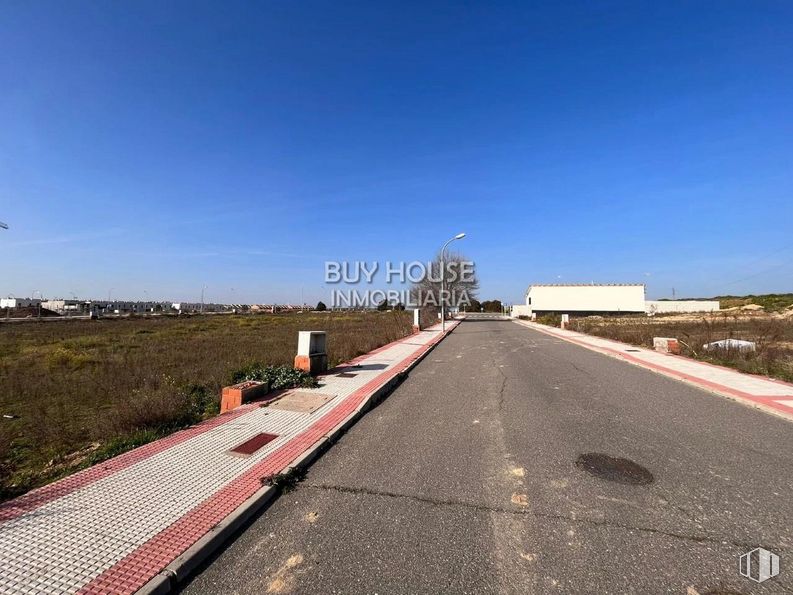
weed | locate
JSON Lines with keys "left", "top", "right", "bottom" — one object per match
{"left": 536, "top": 314, "right": 562, "bottom": 327}
{"left": 261, "top": 466, "right": 306, "bottom": 491}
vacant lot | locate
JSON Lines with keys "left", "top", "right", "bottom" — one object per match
{"left": 568, "top": 313, "right": 793, "bottom": 383}
{"left": 0, "top": 311, "right": 413, "bottom": 500}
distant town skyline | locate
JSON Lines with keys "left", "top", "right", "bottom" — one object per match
{"left": 2, "top": 2, "right": 792, "bottom": 304}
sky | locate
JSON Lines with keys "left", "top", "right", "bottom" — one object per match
{"left": 1, "top": 0, "right": 792, "bottom": 305}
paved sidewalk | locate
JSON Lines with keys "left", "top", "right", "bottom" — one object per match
{"left": 515, "top": 319, "right": 793, "bottom": 421}
{"left": 0, "top": 321, "right": 458, "bottom": 595}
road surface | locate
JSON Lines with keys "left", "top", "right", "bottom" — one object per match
{"left": 181, "top": 319, "right": 793, "bottom": 594}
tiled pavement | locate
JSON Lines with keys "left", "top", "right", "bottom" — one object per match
{"left": 0, "top": 321, "right": 458, "bottom": 594}
{"left": 515, "top": 318, "right": 793, "bottom": 421}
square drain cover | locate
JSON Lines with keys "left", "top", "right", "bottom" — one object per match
{"left": 336, "top": 372, "right": 357, "bottom": 378}
{"left": 269, "top": 391, "right": 334, "bottom": 413}
{"left": 230, "top": 432, "right": 278, "bottom": 456}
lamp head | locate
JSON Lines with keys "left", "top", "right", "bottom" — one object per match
{"left": 454, "top": 233, "right": 466, "bottom": 240}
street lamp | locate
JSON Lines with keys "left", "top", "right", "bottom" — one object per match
{"left": 440, "top": 232, "right": 465, "bottom": 332}
{"left": 0, "top": 222, "right": 8, "bottom": 230}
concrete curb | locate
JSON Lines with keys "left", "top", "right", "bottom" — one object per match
{"left": 135, "top": 572, "right": 171, "bottom": 595}
{"left": 512, "top": 318, "right": 793, "bottom": 423}
{"left": 138, "top": 321, "right": 460, "bottom": 593}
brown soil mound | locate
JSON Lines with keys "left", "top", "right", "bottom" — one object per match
{"left": 0, "top": 306, "right": 60, "bottom": 318}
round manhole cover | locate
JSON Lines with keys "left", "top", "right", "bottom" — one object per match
{"left": 575, "top": 453, "right": 654, "bottom": 485}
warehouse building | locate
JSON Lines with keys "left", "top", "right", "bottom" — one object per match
{"left": 523, "top": 284, "right": 647, "bottom": 316}
{"left": 512, "top": 284, "right": 720, "bottom": 318}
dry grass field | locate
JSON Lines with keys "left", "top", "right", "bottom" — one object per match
{"left": 567, "top": 312, "right": 793, "bottom": 384}
{"left": 0, "top": 311, "right": 413, "bottom": 500}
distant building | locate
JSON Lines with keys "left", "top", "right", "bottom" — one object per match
{"left": 41, "top": 299, "right": 86, "bottom": 313}
{"left": 0, "top": 297, "right": 41, "bottom": 309}
{"left": 524, "top": 284, "right": 647, "bottom": 316}
{"left": 645, "top": 300, "right": 720, "bottom": 315}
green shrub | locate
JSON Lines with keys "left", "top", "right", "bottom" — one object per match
{"left": 231, "top": 364, "right": 318, "bottom": 390}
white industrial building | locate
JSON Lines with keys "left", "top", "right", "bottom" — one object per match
{"left": 513, "top": 284, "right": 720, "bottom": 317}
{"left": 0, "top": 297, "right": 41, "bottom": 309}
{"left": 523, "top": 284, "right": 647, "bottom": 315}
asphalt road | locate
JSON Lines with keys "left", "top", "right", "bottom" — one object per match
{"left": 181, "top": 320, "right": 793, "bottom": 594}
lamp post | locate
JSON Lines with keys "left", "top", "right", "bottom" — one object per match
{"left": 440, "top": 232, "right": 466, "bottom": 332}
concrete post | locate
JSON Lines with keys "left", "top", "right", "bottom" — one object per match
{"left": 294, "top": 331, "right": 328, "bottom": 375}
{"left": 412, "top": 309, "right": 421, "bottom": 333}
{"left": 561, "top": 314, "right": 569, "bottom": 329}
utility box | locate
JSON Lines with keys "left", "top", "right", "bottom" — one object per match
{"left": 295, "top": 331, "right": 328, "bottom": 375}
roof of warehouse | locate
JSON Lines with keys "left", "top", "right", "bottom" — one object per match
{"left": 525, "top": 283, "right": 645, "bottom": 295}
{"left": 528, "top": 284, "right": 646, "bottom": 287}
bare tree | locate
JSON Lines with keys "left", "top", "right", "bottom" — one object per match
{"left": 410, "top": 251, "right": 479, "bottom": 310}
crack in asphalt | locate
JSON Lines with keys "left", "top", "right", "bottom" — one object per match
{"left": 497, "top": 371, "right": 507, "bottom": 412}
{"left": 492, "top": 352, "right": 508, "bottom": 412}
{"left": 569, "top": 361, "right": 593, "bottom": 378}
{"left": 299, "top": 481, "right": 791, "bottom": 555}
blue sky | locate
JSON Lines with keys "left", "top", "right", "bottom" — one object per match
{"left": 1, "top": 1, "right": 792, "bottom": 305}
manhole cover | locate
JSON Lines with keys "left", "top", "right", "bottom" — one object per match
{"left": 336, "top": 372, "right": 357, "bottom": 378}
{"left": 575, "top": 453, "right": 654, "bottom": 485}
{"left": 626, "top": 349, "right": 641, "bottom": 352}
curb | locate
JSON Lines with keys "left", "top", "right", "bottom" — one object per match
{"left": 138, "top": 321, "right": 460, "bottom": 594}
{"left": 512, "top": 319, "right": 793, "bottom": 423}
